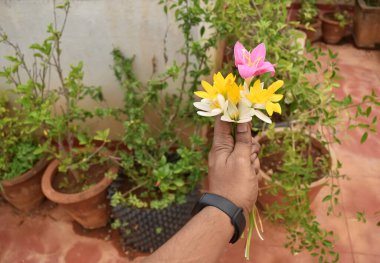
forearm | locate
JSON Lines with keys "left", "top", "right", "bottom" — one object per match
{"left": 143, "top": 206, "right": 234, "bottom": 263}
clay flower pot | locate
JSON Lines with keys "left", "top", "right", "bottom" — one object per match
{"left": 296, "top": 19, "right": 322, "bottom": 42}
{"left": 320, "top": 11, "right": 347, "bottom": 44}
{"left": 1, "top": 158, "right": 48, "bottom": 211}
{"left": 353, "top": 0, "right": 380, "bottom": 48}
{"left": 256, "top": 132, "right": 335, "bottom": 209}
{"left": 41, "top": 160, "right": 116, "bottom": 229}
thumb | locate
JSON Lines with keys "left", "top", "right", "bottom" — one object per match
{"left": 212, "top": 116, "right": 234, "bottom": 154}
{"left": 234, "top": 122, "right": 252, "bottom": 157}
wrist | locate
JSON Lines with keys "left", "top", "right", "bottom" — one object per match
{"left": 192, "top": 193, "right": 246, "bottom": 243}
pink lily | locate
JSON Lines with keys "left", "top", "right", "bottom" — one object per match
{"left": 234, "top": 41, "right": 275, "bottom": 80}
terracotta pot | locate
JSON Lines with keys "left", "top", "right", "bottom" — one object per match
{"left": 320, "top": 11, "right": 347, "bottom": 44}
{"left": 41, "top": 160, "right": 116, "bottom": 229}
{"left": 256, "top": 132, "right": 335, "bottom": 209}
{"left": 1, "top": 158, "right": 48, "bottom": 211}
{"left": 296, "top": 19, "right": 322, "bottom": 42}
{"left": 353, "top": 0, "right": 380, "bottom": 48}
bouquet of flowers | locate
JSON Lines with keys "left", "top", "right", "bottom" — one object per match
{"left": 194, "top": 41, "right": 284, "bottom": 260}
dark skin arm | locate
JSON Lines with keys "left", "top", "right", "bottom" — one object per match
{"left": 143, "top": 117, "right": 260, "bottom": 263}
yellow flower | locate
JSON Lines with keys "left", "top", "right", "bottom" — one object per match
{"left": 194, "top": 72, "right": 242, "bottom": 105}
{"left": 194, "top": 80, "right": 218, "bottom": 100}
{"left": 246, "top": 79, "right": 284, "bottom": 116}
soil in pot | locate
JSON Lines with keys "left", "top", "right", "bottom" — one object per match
{"left": 108, "top": 173, "right": 201, "bottom": 253}
{"left": 257, "top": 132, "right": 331, "bottom": 209}
{"left": 320, "top": 11, "right": 348, "bottom": 44}
{"left": 42, "top": 160, "right": 115, "bottom": 229}
{"left": 1, "top": 158, "right": 49, "bottom": 211}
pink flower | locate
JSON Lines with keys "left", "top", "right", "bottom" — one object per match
{"left": 234, "top": 41, "right": 275, "bottom": 79}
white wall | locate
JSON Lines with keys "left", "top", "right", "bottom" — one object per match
{"left": 0, "top": 0, "right": 206, "bottom": 138}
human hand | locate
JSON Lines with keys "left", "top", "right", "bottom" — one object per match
{"left": 208, "top": 117, "right": 260, "bottom": 216}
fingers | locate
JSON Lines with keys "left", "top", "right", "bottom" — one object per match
{"left": 234, "top": 122, "right": 252, "bottom": 156}
{"left": 251, "top": 137, "right": 260, "bottom": 153}
{"left": 212, "top": 116, "right": 234, "bottom": 153}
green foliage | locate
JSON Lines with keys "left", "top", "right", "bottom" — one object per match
{"left": 333, "top": 10, "right": 350, "bottom": 28}
{"left": 0, "top": 1, "right": 114, "bottom": 189}
{"left": 298, "top": 0, "right": 319, "bottom": 25}
{"left": 110, "top": 0, "right": 216, "bottom": 209}
{"left": 212, "top": 0, "right": 380, "bottom": 261}
{"left": 111, "top": 49, "right": 206, "bottom": 209}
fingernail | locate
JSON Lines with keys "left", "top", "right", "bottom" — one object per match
{"left": 237, "top": 124, "right": 248, "bottom": 133}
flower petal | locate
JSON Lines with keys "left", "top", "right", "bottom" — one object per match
{"left": 221, "top": 115, "right": 235, "bottom": 122}
{"left": 237, "top": 64, "right": 256, "bottom": 79}
{"left": 255, "top": 61, "right": 275, "bottom": 77}
{"left": 193, "top": 102, "right": 211, "bottom": 112}
{"left": 237, "top": 117, "right": 252, "bottom": 123}
{"left": 197, "top": 110, "right": 221, "bottom": 117}
{"left": 234, "top": 41, "right": 246, "bottom": 66}
{"left": 271, "top": 94, "right": 283, "bottom": 102}
{"left": 253, "top": 109, "right": 272, "bottom": 123}
{"left": 268, "top": 80, "right": 284, "bottom": 94}
{"left": 194, "top": 91, "right": 211, "bottom": 99}
{"left": 201, "top": 80, "right": 214, "bottom": 95}
{"left": 265, "top": 101, "right": 274, "bottom": 116}
{"left": 250, "top": 43, "right": 266, "bottom": 63}
{"left": 272, "top": 103, "right": 282, "bottom": 114}
{"left": 253, "top": 103, "right": 265, "bottom": 110}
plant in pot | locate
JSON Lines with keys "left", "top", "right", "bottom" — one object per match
{"left": 294, "top": 0, "right": 321, "bottom": 42}
{"left": 32, "top": 1, "right": 117, "bottom": 229}
{"left": 0, "top": 32, "right": 56, "bottom": 211}
{"left": 320, "top": 0, "right": 352, "bottom": 44}
{"left": 256, "top": 48, "right": 379, "bottom": 261}
{"left": 212, "top": 1, "right": 379, "bottom": 261}
{"left": 108, "top": 0, "right": 218, "bottom": 253}
{"left": 353, "top": 0, "right": 380, "bottom": 48}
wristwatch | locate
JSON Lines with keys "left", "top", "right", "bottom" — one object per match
{"left": 191, "top": 193, "right": 246, "bottom": 244}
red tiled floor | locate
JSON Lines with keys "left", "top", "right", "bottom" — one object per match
{"left": 0, "top": 200, "right": 130, "bottom": 263}
{"left": 354, "top": 253, "right": 380, "bottom": 263}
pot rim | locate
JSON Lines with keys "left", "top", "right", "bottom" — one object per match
{"left": 256, "top": 129, "right": 337, "bottom": 190}
{"left": 319, "top": 11, "right": 344, "bottom": 26}
{"left": 358, "top": 0, "right": 380, "bottom": 10}
{"left": 41, "top": 159, "right": 116, "bottom": 204}
{"left": 1, "top": 158, "right": 49, "bottom": 186}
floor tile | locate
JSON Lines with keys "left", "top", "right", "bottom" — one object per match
{"left": 354, "top": 253, "right": 380, "bottom": 263}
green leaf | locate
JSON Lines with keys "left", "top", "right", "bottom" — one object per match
{"left": 322, "top": 195, "right": 332, "bottom": 202}
{"left": 93, "top": 129, "right": 110, "bottom": 142}
{"left": 360, "top": 132, "right": 368, "bottom": 144}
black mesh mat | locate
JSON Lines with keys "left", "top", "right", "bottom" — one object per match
{"left": 108, "top": 172, "right": 201, "bottom": 253}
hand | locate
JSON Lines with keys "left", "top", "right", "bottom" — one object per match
{"left": 208, "top": 116, "right": 260, "bottom": 216}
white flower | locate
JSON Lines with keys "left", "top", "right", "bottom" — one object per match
{"left": 221, "top": 100, "right": 253, "bottom": 123}
{"left": 194, "top": 94, "right": 226, "bottom": 117}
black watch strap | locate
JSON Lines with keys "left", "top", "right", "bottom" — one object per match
{"left": 191, "top": 193, "right": 246, "bottom": 244}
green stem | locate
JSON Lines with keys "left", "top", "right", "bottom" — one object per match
{"left": 245, "top": 210, "right": 255, "bottom": 260}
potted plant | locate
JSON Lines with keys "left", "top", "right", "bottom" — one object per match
{"left": 212, "top": 0, "right": 379, "bottom": 261}
{"left": 108, "top": 0, "right": 216, "bottom": 253}
{"left": 353, "top": 0, "right": 380, "bottom": 48}
{"left": 295, "top": 0, "right": 321, "bottom": 42}
{"left": 320, "top": 1, "right": 351, "bottom": 44}
{"left": 255, "top": 46, "right": 379, "bottom": 261}
{"left": 0, "top": 31, "right": 55, "bottom": 211}
{"left": 18, "top": 1, "right": 118, "bottom": 229}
